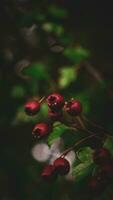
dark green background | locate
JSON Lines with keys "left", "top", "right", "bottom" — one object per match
{"left": 0, "top": 1, "right": 113, "bottom": 199}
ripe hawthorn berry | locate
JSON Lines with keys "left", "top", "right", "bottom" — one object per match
{"left": 93, "top": 148, "right": 111, "bottom": 165}
{"left": 64, "top": 100, "right": 82, "bottom": 116}
{"left": 25, "top": 99, "right": 40, "bottom": 115}
{"left": 48, "top": 109, "right": 62, "bottom": 121}
{"left": 41, "top": 164, "right": 57, "bottom": 182}
{"left": 88, "top": 176, "right": 105, "bottom": 193}
{"left": 100, "top": 163, "right": 113, "bottom": 181}
{"left": 46, "top": 93, "right": 64, "bottom": 111}
{"left": 32, "top": 123, "right": 51, "bottom": 139}
{"left": 53, "top": 157, "right": 70, "bottom": 176}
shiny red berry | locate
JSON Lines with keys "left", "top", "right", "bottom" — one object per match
{"left": 41, "top": 165, "right": 57, "bottom": 182}
{"left": 46, "top": 93, "right": 64, "bottom": 111}
{"left": 93, "top": 148, "right": 111, "bottom": 165}
{"left": 48, "top": 109, "right": 63, "bottom": 121}
{"left": 64, "top": 100, "right": 82, "bottom": 116}
{"left": 32, "top": 123, "right": 51, "bottom": 139}
{"left": 25, "top": 100, "right": 40, "bottom": 115}
{"left": 53, "top": 157, "right": 70, "bottom": 175}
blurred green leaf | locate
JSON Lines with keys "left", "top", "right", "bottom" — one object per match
{"left": 64, "top": 47, "right": 90, "bottom": 63}
{"left": 48, "top": 123, "right": 67, "bottom": 145}
{"left": 104, "top": 137, "right": 113, "bottom": 155}
{"left": 42, "top": 22, "right": 64, "bottom": 35}
{"left": 48, "top": 5, "right": 67, "bottom": 19}
{"left": 77, "top": 147, "right": 94, "bottom": 163}
{"left": 72, "top": 162, "right": 93, "bottom": 180}
{"left": 22, "top": 63, "right": 49, "bottom": 80}
{"left": 11, "top": 85, "right": 26, "bottom": 98}
{"left": 33, "top": 12, "right": 46, "bottom": 21}
{"left": 60, "top": 33, "right": 73, "bottom": 45}
{"left": 59, "top": 67, "right": 77, "bottom": 88}
{"left": 15, "top": 106, "right": 38, "bottom": 124}
{"left": 39, "top": 103, "right": 48, "bottom": 119}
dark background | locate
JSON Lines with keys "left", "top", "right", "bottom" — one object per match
{"left": 0, "top": 1, "right": 113, "bottom": 200}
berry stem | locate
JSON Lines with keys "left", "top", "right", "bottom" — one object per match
{"left": 61, "top": 134, "right": 96, "bottom": 157}
{"left": 76, "top": 115, "right": 86, "bottom": 130}
{"left": 39, "top": 96, "right": 46, "bottom": 103}
{"left": 82, "top": 115, "right": 113, "bottom": 139}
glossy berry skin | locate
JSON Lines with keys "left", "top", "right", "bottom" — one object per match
{"left": 64, "top": 100, "right": 82, "bottom": 116}
{"left": 93, "top": 148, "right": 111, "bottom": 165}
{"left": 41, "top": 165, "right": 57, "bottom": 182}
{"left": 25, "top": 100, "right": 40, "bottom": 115}
{"left": 46, "top": 93, "right": 64, "bottom": 111}
{"left": 32, "top": 123, "right": 51, "bottom": 139}
{"left": 53, "top": 157, "right": 70, "bottom": 175}
{"left": 48, "top": 109, "right": 62, "bottom": 121}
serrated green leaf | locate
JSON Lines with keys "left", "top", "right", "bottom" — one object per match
{"left": 64, "top": 47, "right": 90, "bottom": 63}
{"left": 104, "top": 138, "right": 113, "bottom": 155}
{"left": 48, "top": 124, "right": 67, "bottom": 145}
{"left": 77, "top": 147, "right": 94, "bottom": 164}
{"left": 59, "top": 67, "right": 77, "bottom": 88}
{"left": 22, "top": 63, "right": 49, "bottom": 80}
{"left": 72, "top": 162, "right": 93, "bottom": 180}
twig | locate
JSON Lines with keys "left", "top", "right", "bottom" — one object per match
{"left": 61, "top": 134, "right": 96, "bottom": 157}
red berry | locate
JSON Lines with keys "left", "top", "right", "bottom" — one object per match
{"left": 53, "top": 157, "right": 70, "bottom": 175}
{"left": 48, "top": 109, "right": 62, "bottom": 121}
{"left": 32, "top": 123, "right": 51, "bottom": 139}
{"left": 89, "top": 176, "right": 99, "bottom": 190}
{"left": 88, "top": 176, "right": 105, "bottom": 192}
{"left": 25, "top": 100, "right": 40, "bottom": 115}
{"left": 46, "top": 93, "right": 64, "bottom": 111}
{"left": 41, "top": 164, "right": 57, "bottom": 182}
{"left": 100, "top": 164, "right": 113, "bottom": 180}
{"left": 64, "top": 100, "right": 82, "bottom": 116}
{"left": 93, "top": 148, "right": 111, "bottom": 165}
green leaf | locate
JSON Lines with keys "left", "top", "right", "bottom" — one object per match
{"left": 59, "top": 67, "right": 77, "bottom": 88}
{"left": 11, "top": 85, "right": 26, "bottom": 98}
{"left": 64, "top": 47, "right": 90, "bottom": 63}
{"left": 77, "top": 147, "right": 94, "bottom": 164}
{"left": 15, "top": 106, "right": 38, "bottom": 124}
{"left": 22, "top": 63, "right": 49, "bottom": 80}
{"left": 104, "top": 138, "right": 113, "bottom": 155}
{"left": 48, "top": 5, "right": 67, "bottom": 19}
{"left": 48, "top": 123, "right": 67, "bottom": 145}
{"left": 42, "top": 22, "right": 64, "bottom": 35}
{"left": 72, "top": 162, "right": 93, "bottom": 180}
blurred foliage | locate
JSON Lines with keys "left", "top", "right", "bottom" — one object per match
{"left": 48, "top": 123, "right": 67, "bottom": 146}
{"left": 0, "top": 0, "right": 113, "bottom": 200}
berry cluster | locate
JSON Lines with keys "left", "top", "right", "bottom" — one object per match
{"left": 24, "top": 93, "right": 113, "bottom": 191}
{"left": 89, "top": 147, "right": 113, "bottom": 192}
{"left": 25, "top": 93, "right": 82, "bottom": 139}
{"left": 41, "top": 157, "right": 70, "bottom": 182}
{"left": 24, "top": 93, "right": 82, "bottom": 180}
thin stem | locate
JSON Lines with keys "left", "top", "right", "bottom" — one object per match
{"left": 76, "top": 115, "right": 86, "bottom": 130}
{"left": 39, "top": 96, "right": 46, "bottom": 103}
{"left": 61, "top": 134, "right": 96, "bottom": 157}
{"left": 83, "top": 115, "right": 106, "bottom": 131}
{"left": 82, "top": 115, "right": 113, "bottom": 139}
